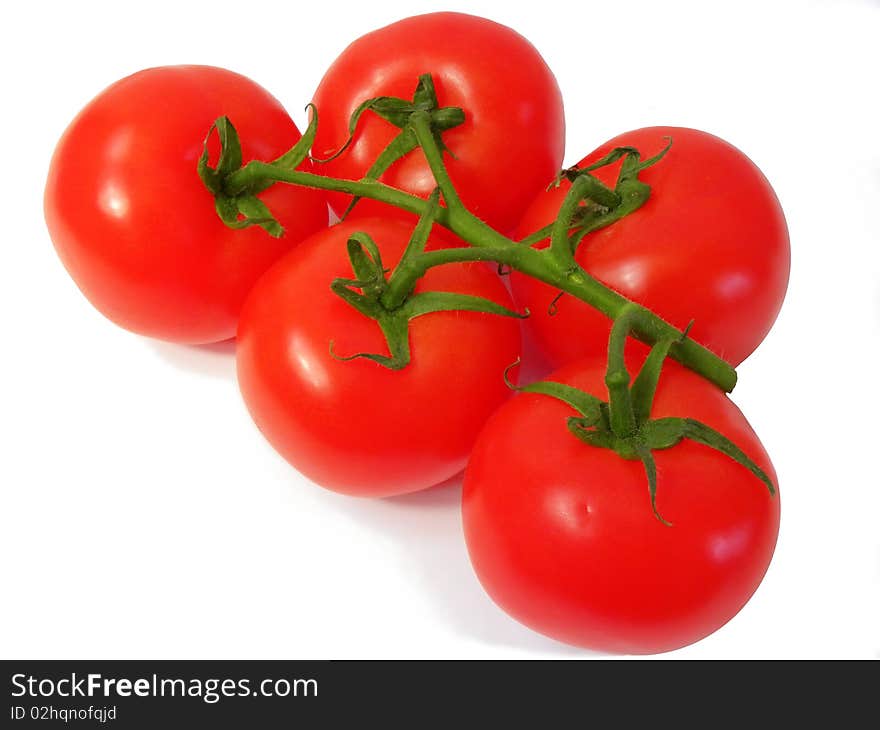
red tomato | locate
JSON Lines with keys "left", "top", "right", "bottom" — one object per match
{"left": 237, "top": 218, "right": 522, "bottom": 497}
{"left": 462, "top": 355, "right": 779, "bottom": 654}
{"left": 511, "top": 127, "right": 790, "bottom": 367}
{"left": 45, "top": 65, "right": 328, "bottom": 344}
{"left": 311, "top": 12, "right": 565, "bottom": 232}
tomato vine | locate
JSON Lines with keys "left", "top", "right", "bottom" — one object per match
{"left": 199, "top": 73, "right": 738, "bottom": 393}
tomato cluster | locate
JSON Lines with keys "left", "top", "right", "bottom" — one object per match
{"left": 45, "top": 12, "right": 789, "bottom": 654}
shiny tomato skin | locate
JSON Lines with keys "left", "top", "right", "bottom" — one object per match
{"left": 462, "top": 355, "right": 779, "bottom": 654}
{"left": 311, "top": 12, "right": 565, "bottom": 232}
{"left": 45, "top": 65, "right": 328, "bottom": 344}
{"left": 511, "top": 127, "right": 790, "bottom": 367}
{"left": 237, "top": 218, "right": 522, "bottom": 497}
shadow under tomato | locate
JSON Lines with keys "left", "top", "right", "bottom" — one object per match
{"left": 331, "top": 473, "right": 588, "bottom": 656}
{"left": 148, "top": 338, "right": 237, "bottom": 380}
{"left": 146, "top": 331, "right": 584, "bottom": 654}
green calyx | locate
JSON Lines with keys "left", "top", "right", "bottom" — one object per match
{"left": 545, "top": 138, "right": 673, "bottom": 259}
{"left": 508, "top": 305, "right": 775, "bottom": 525}
{"left": 197, "top": 107, "right": 320, "bottom": 238}
{"left": 314, "top": 74, "right": 464, "bottom": 219}
{"left": 329, "top": 191, "right": 528, "bottom": 370}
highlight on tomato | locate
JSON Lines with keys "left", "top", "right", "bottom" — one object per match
{"left": 462, "top": 342, "right": 779, "bottom": 654}
{"left": 236, "top": 217, "right": 523, "bottom": 497}
{"left": 510, "top": 126, "right": 790, "bottom": 368}
{"left": 311, "top": 11, "right": 565, "bottom": 232}
{"left": 45, "top": 65, "right": 329, "bottom": 344}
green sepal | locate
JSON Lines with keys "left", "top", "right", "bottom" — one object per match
{"left": 644, "top": 417, "right": 776, "bottom": 496}
{"left": 331, "top": 290, "right": 527, "bottom": 371}
{"left": 640, "top": 416, "right": 686, "bottom": 450}
{"left": 330, "top": 309, "right": 412, "bottom": 370}
{"left": 198, "top": 114, "right": 319, "bottom": 238}
{"left": 197, "top": 117, "right": 242, "bottom": 195}
{"left": 540, "top": 138, "right": 675, "bottom": 257}
{"left": 630, "top": 338, "right": 675, "bottom": 426}
{"left": 402, "top": 291, "right": 527, "bottom": 320}
{"left": 235, "top": 196, "right": 284, "bottom": 237}
{"left": 344, "top": 233, "right": 387, "bottom": 295}
{"left": 617, "top": 137, "right": 672, "bottom": 183}
{"left": 339, "top": 127, "right": 419, "bottom": 219}
{"left": 328, "top": 232, "right": 390, "bottom": 318}
{"left": 212, "top": 191, "right": 284, "bottom": 238}
{"left": 630, "top": 323, "right": 692, "bottom": 426}
{"left": 329, "top": 279, "right": 383, "bottom": 320}
{"left": 567, "top": 418, "right": 612, "bottom": 446}
{"left": 213, "top": 196, "right": 240, "bottom": 226}
{"left": 330, "top": 77, "right": 463, "bottom": 218}
{"left": 314, "top": 74, "right": 464, "bottom": 165}
{"left": 411, "top": 74, "right": 439, "bottom": 111}
{"left": 553, "top": 139, "right": 672, "bottom": 186}
{"left": 590, "top": 138, "right": 673, "bottom": 243}
{"left": 359, "top": 97, "right": 417, "bottom": 129}
{"left": 506, "top": 376, "right": 604, "bottom": 421}
{"left": 353, "top": 75, "right": 455, "bottom": 130}
{"left": 558, "top": 171, "right": 621, "bottom": 210}
{"left": 633, "top": 442, "right": 672, "bottom": 526}
{"left": 548, "top": 146, "right": 640, "bottom": 190}
{"left": 581, "top": 146, "right": 639, "bottom": 173}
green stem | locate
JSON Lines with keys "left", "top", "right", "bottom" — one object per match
{"left": 383, "top": 246, "right": 527, "bottom": 310}
{"left": 630, "top": 337, "right": 677, "bottom": 426}
{"left": 214, "top": 121, "right": 737, "bottom": 393}
{"left": 605, "top": 306, "right": 640, "bottom": 437}
{"left": 380, "top": 189, "right": 442, "bottom": 310}
{"left": 518, "top": 224, "right": 553, "bottom": 247}
{"left": 226, "top": 163, "right": 449, "bottom": 226}
{"left": 409, "top": 111, "right": 465, "bottom": 212}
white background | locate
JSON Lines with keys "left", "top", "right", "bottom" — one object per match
{"left": 2, "top": 0, "right": 879, "bottom": 659}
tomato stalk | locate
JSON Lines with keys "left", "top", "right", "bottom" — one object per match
{"left": 199, "top": 81, "right": 738, "bottom": 392}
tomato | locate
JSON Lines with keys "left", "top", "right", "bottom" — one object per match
{"left": 510, "top": 127, "right": 790, "bottom": 367}
{"left": 236, "top": 217, "right": 522, "bottom": 497}
{"left": 462, "top": 354, "right": 779, "bottom": 654}
{"left": 45, "top": 65, "right": 328, "bottom": 344}
{"left": 311, "top": 12, "right": 565, "bottom": 232}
